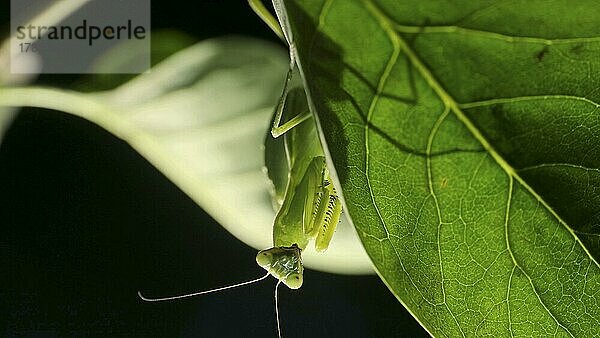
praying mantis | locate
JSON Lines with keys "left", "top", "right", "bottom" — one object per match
{"left": 138, "top": 1, "right": 344, "bottom": 336}
{"left": 253, "top": 0, "right": 344, "bottom": 291}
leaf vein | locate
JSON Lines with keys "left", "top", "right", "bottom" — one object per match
{"left": 459, "top": 95, "right": 600, "bottom": 109}
{"left": 518, "top": 163, "right": 600, "bottom": 174}
{"left": 504, "top": 176, "right": 575, "bottom": 337}
{"left": 424, "top": 106, "right": 466, "bottom": 337}
{"left": 360, "top": 12, "right": 440, "bottom": 309}
{"left": 392, "top": 24, "right": 600, "bottom": 45}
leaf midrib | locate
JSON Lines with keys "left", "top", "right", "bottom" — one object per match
{"left": 362, "top": 0, "right": 600, "bottom": 270}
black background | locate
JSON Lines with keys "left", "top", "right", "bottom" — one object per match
{"left": 0, "top": 2, "right": 428, "bottom": 337}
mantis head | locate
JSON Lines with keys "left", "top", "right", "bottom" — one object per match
{"left": 256, "top": 244, "right": 304, "bottom": 289}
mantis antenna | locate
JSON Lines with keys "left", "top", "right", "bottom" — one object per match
{"left": 138, "top": 272, "right": 287, "bottom": 337}
{"left": 137, "top": 272, "right": 270, "bottom": 302}
{"left": 275, "top": 280, "right": 283, "bottom": 338}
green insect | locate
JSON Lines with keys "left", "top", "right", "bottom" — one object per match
{"left": 137, "top": 2, "right": 342, "bottom": 336}
{"left": 258, "top": 80, "right": 343, "bottom": 291}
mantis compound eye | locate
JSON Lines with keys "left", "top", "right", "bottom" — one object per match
{"left": 284, "top": 272, "right": 303, "bottom": 289}
{"left": 256, "top": 251, "right": 273, "bottom": 267}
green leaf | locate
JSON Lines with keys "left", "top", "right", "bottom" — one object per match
{"left": 279, "top": 0, "right": 600, "bottom": 336}
{"left": 0, "top": 36, "right": 373, "bottom": 274}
